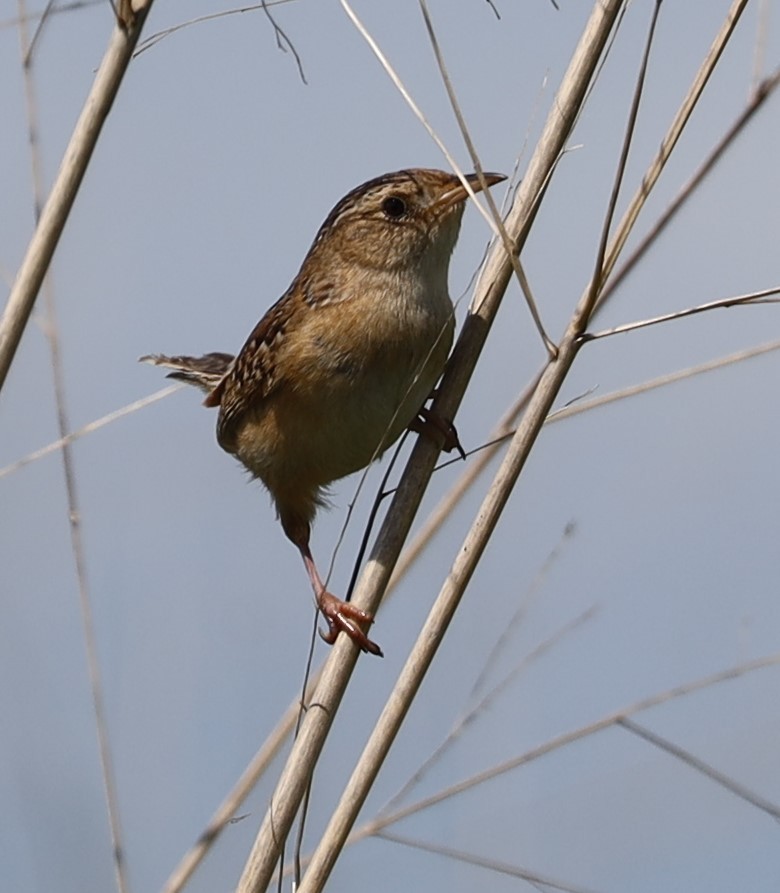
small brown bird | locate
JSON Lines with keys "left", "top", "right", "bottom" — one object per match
{"left": 143, "top": 168, "right": 505, "bottom": 656}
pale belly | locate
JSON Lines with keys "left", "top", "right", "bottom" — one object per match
{"left": 235, "top": 325, "right": 452, "bottom": 492}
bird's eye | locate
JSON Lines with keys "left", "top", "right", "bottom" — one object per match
{"left": 382, "top": 196, "right": 407, "bottom": 219}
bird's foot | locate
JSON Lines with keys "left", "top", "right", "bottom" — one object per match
{"left": 318, "top": 592, "right": 383, "bottom": 657}
{"left": 410, "top": 406, "right": 466, "bottom": 460}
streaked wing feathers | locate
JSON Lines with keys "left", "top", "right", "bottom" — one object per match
{"left": 210, "top": 291, "right": 297, "bottom": 449}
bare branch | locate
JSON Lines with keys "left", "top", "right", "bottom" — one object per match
{"left": 134, "top": 0, "right": 298, "bottom": 57}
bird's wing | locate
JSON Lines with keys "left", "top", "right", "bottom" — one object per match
{"left": 207, "top": 290, "right": 298, "bottom": 450}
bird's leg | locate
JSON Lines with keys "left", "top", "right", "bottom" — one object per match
{"left": 409, "top": 405, "right": 466, "bottom": 460}
{"left": 280, "top": 510, "right": 383, "bottom": 656}
{"left": 297, "top": 542, "right": 383, "bottom": 657}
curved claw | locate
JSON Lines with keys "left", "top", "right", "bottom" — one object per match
{"left": 318, "top": 592, "right": 384, "bottom": 657}
{"left": 409, "top": 407, "right": 466, "bottom": 460}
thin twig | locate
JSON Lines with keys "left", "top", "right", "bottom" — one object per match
{"left": 376, "top": 831, "right": 600, "bottom": 893}
{"left": 467, "top": 523, "right": 580, "bottom": 703}
{"left": 546, "top": 338, "right": 780, "bottom": 423}
{"left": 583, "top": 286, "right": 780, "bottom": 342}
{"left": 260, "top": 0, "right": 306, "bottom": 83}
{"left": 134, "top": 0, "right": 298, "bottom": 56}
{"left": 617, "top": 718, "right": 780, "bottom": 822}
{"left": 587, "top": 0, "right": 662, "bottom": 307}
{"left": 0, "top": 385, "right": 180, "bottom": 480}
{"left": 598, "top": 65, "right": 780, "bottom": 309}
{"left": 340, "top": 0, "right": 502, "bottom": 241}
{"left": 379, "top": 605, "right": 597, "bottom": 819}
{"left": 418, "top": 0, "right": 556, "bottom": 355}
{"left": 21, "top": 0, "right": 55, "bottom": 65}
{"left": 750, "top": 0, "right": 770, "bottom": 92}
{"left": 595, "top": 0, "right": 751, "bottom": 289}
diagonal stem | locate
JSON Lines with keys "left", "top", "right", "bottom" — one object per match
{"left": 282, "top": 4, "right": 627, "bottom": 892}
{"left": 0, "top": 2, "right": 153, "bottom": 392}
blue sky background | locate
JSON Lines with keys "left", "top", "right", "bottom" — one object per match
{"left": 1, "top": 2, "right": 779, "bottom": 892}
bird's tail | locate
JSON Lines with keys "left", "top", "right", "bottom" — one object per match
{"left": 140, "top": 352, "right": 234, "bottom": 396}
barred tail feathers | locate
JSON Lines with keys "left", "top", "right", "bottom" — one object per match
{"left": 140, "top": 352, "right": 234, "bottom": 399}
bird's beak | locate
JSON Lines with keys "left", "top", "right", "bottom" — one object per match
{"left": 435, "top": 171, "right": 507, "bottom": 211}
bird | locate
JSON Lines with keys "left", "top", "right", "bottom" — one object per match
{"left": 142, "top": 167, "right": 506, "bottom": 657}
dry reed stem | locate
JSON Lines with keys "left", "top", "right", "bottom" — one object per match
{"left": 296, "top": 1, "right": 764, "bottom": 887}
{"left": 138, "top": 5, "right": 773, "bottom": 889}
{"left": 0, "top": 2, "right": 153, "bottom": 391}
{"left": 392, "top": 64, "right": 780, "bottom": 590}
{"left": 291, "top": 2, "right": 627, "bottom": 890}
{"left": 10, "top": 77, "right": 774, "bottom": 893}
